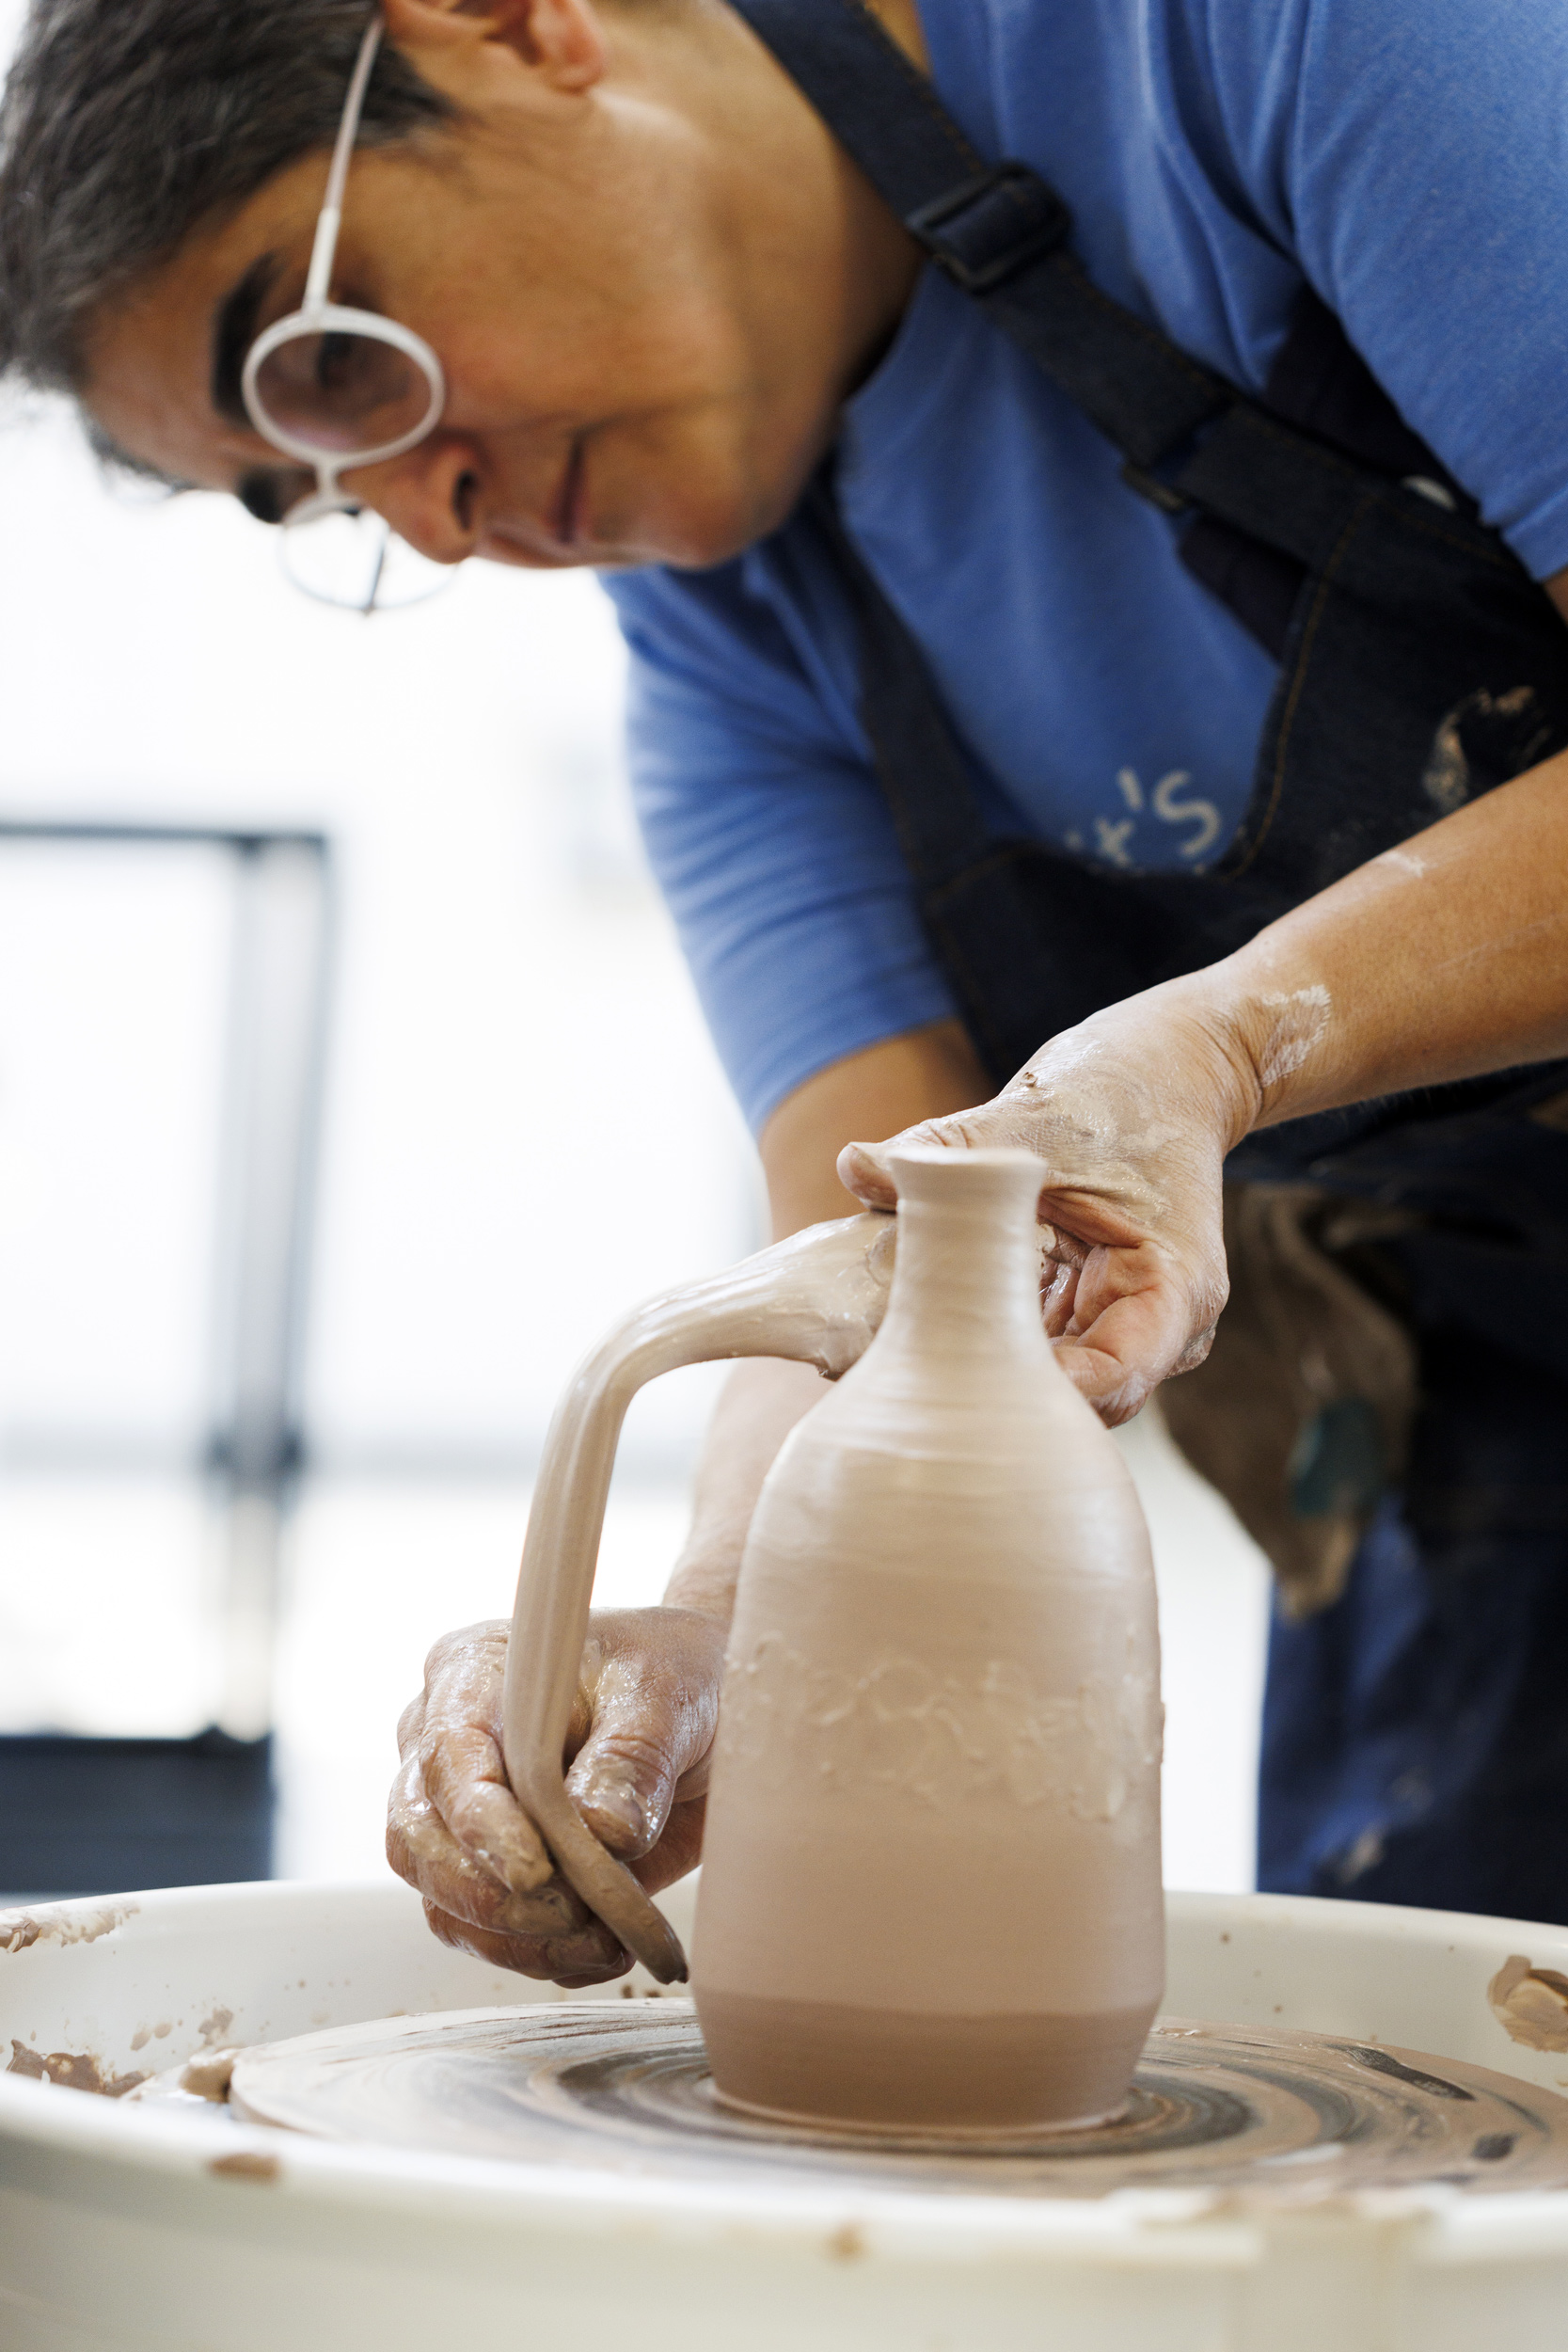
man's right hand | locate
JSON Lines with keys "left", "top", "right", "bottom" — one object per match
{"left": 387, "top": 1606, "right": 726, "bottom": 1985}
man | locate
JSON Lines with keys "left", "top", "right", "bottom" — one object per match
{"left": 6, "top": 0, "right": 1567, "bottom": 1980}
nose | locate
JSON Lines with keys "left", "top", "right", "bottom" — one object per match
{"left": 346, "top": 435, "right": 481, "bottom": 565}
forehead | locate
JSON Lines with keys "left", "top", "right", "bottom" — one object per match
{"left": 82, "top": 155, "right": 332, "bottom": 492}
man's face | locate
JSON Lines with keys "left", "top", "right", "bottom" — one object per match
{"left": 83, "top": 1, "right": 901, "bottom": 573}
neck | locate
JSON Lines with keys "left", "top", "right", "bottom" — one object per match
{"left": 862, "top": 0, "right": 930, "bottom": 73}
{"left": 635, "top": 0, "right": 925, "bottom": 408}
{"left": 880, "top": 1195, "right": 1046, "bottom": 1362}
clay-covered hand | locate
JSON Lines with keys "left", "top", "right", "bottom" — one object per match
{"left": 387, "top": 1607, "right": 725, "bottom": 1985}
{"left": 840, "top": 990, "right": 1258, "bottom": 1424}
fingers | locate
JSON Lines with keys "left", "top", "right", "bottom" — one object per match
{"left": 387, "top": 1753, "right": 553, "bottom": 1933}
{"left": 834, "top": 1009, "right": 1240, "bottom": 1433}
{"left": 626, "top": 1794, "right": 707, "bottom": 1895}
{"left": 1040, "top": 1256, "right": 1079, "bottom": 1339}
{"left": 394, "top": 1691, "right": 425, "bottom": 1755}
{"left": 840, "top": 1121, "right": 1203, "bottom": 1423}
{"left": 564, "top": 1609, "right": 725, "bottom": 1863}
{"left": 387, "top": 1605, "right": 725, "bottom": 1989}
{"left": 1050, "top": 1252, "right": 1225, "bottom": 1423}
{"left": 420, "top": 1721, "right": 554, "bottom": 1896}
{"left": 411, "top": 1790, "right": 708, "bottom": 1985}
{"left": 420, "top": 1898, "right": 633, "bottom": 1987}
{"left": 1053, "top": 1339, "right": 1161, "bottom": 1424}
{"left": 1168, "top": 1322, "right": 1219, "bottom": 1377}
{"left": 409, "top": 1621, "right": 554, "bottom": 1896}
{"left": 841, "top": 1117, "right": 1069, "bottom": 1249}
{"left": 838, "top": 1106, "right": 990, "bottom": 1208}
{"left": 838, "top": 1137, "right": 897, "bottom": 1206}
{"left": 388, "top": 1755, "right": 631, "bottom": 1979}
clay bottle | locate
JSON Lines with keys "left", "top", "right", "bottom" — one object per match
{"left": 692, "top": 1147, "right": 1164, "bottom": 2132}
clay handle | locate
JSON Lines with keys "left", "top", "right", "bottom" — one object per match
{"left": 501, "top": 1211, "right": 895, "bottom": 1982}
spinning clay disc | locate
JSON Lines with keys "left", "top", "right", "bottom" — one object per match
{"left": 222, "top": 2001, "right": 1568, "bottom": 2201}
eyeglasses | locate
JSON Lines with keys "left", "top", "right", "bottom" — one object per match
{"left": 241, "top": 12, "right": 452, "bottom": 612}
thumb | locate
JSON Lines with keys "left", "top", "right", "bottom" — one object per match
{"left": 567, "top": 1738, "right": 672, "bottom": 1863}
{"left": 564, "top": 1639, "right": 718, "bottom": 1862}
{"left": 837, "top": 1109, "right": 984, "bottom": 1209}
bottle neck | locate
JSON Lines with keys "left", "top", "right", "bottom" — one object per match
{"left": 879, "top": 1193, "right": 1045, "bottom": 1361}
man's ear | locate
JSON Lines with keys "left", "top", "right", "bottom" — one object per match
{"left": 380, "top": 0, "right": 609, "bottom": 96}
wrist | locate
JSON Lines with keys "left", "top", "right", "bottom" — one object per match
{"left": 1183, "top": 953, "right": 1342, "bottom": 1134}
{"left": 661, "top": 1549, "right": 740, "bottom": 1621}
{"left": 1080, "top": 976, "right": 1267, "bottom": 1154}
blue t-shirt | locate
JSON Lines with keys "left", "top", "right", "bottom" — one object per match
{"left": 605, "top": 0, "right": 1568, "bottom": 1134}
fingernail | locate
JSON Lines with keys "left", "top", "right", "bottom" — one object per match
{"left": 496, "top": 1882, "right": 579, "bottom": 1935}
{"left": 477, "top": 1842, "right": 554, "bottom": 1897}
{"left": 582, "top": 1776, "right": 649, "bottom": 1847}
{"left": 837, "top": 1141, "right": 886, "bottom": 1191}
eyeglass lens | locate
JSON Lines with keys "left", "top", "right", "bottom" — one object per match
{"left": 282, "top": 504, "right": 452, "bottom": 612}
{"left": 252, "top": 326, "right": 432, "bottom": 457}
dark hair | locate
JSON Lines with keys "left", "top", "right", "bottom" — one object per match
{"left": 0, "top": 1, "right": 455, "bottom": 395}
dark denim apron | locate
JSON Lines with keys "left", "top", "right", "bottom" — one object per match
{"left": 732, "top": 0, "right": 1568, "bottom": 1923}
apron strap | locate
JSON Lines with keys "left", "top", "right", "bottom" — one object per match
{"left": 731, "top": 0, "right": 1228, "bottom": 469}
{"left": 799, "top": 472, "right": 997, "bottom": 888}
{"left": 735, "top": 0, "right": 1512, "bottom": 580}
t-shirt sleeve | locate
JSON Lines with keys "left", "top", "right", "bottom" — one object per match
{"left": 1202, "top": 0, "right": 1568, "bottom": 580}
{"left": 602, "top": 561, "right": 958, "bottom": 1136}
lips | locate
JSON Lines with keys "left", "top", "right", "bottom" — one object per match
{"left": 477, "top": 436, "right": 598, "bottom": 569}
{"left": 552, "top": 437, "right": 586, "bottom": 549}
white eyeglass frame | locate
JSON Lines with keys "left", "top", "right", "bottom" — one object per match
{"left": 240, "top": 11, "right": 446, "bottom": 506}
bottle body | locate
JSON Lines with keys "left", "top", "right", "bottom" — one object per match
{"left": 692, "top": 1151, "right": 1164, "bottom": 2131}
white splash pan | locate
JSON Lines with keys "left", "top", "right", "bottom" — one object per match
{"left": 2, "top": 1879, "right": 1567, "bottom": 2352}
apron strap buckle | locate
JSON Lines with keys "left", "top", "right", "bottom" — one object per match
{"left": 907, "top": 163, "right": 1071, "bottom": 294}
{"left": 1119, "top": 457, "right": 1193, "bottom": 516}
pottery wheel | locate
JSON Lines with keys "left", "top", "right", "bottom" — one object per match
{"left": 223, "top": 2001, "right": 1568, "bottom": 2201}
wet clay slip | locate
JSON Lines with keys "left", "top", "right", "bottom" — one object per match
{"left": 693, "top": 1150, "right": 1164, "bottom": 2130}
{"left": 212, "top": 2003, "right": 1568, "bottom": 2203}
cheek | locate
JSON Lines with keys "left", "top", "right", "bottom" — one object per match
{"left": 588, "top": 410, "right": 769, "bottom": 565}
{"left": 483, "top": 260, "right": 751, "bottom": 419}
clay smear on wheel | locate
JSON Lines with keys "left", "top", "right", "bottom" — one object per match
{"left": 210, "top": 2001, "right": 1568, "bottom": 2202}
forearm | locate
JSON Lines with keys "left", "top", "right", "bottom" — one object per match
{"left": 662, "top": 1358, "right": 827, "bottom": 1617}
{"left": 1167, "top": 749, "right": 1568, "bottom": 1143}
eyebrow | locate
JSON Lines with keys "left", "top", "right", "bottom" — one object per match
{"left": 211, "top": 249, "right": 284, "bottom": 426}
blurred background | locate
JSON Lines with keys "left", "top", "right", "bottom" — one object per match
{"left": 0, "top": 0, "right": 1271, "bottom": 1902}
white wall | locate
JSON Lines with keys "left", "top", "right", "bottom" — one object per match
{"left": 0, "top": 402, "right": 756, "bottom": 1481}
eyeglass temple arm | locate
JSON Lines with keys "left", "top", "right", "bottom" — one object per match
{"left": 304, "top": 13, "right": 385, "bottom": 311}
